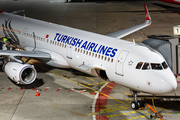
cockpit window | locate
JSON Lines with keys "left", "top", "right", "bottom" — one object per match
{"left": 136, "top": 62, "right": 143, "bottom": 69}
{"left": 162, "top": 61, "right": 168, "bottom": 69}
{"left": 142, "top": 63, "right": 150, "bottom": 70}
{"left": 136, "top": 61, "right": 168, "bottom": 70}
{"left": 151, "top": 63, "right": 163, "bottom": 70}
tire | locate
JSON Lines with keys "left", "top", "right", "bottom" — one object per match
{"left": 137, "top": 101, "right": 145, "bottom": 108}
{"left": 131, "top": 101, "right": 139, "bottom": 110}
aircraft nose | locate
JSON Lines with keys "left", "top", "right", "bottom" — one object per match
{"left": 160, "top": 75, "right": 177, "bottom": 93}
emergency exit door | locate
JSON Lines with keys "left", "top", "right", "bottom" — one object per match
{"left": 115, "top": 50, "right": 129, "bottom": 76}
{"left": 66, "top": 45, "right": 72, "bottom": 59}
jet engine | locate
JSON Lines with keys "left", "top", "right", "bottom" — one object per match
{"left": 4, "top": 62, "right": 37, "bottom": 84}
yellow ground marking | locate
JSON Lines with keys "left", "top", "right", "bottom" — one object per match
{"left": 105, "top": 84, "right": 113, "bottom": 89}
{"left": 124, "top": 92, "right": 132, "bottom": 96}
{"left": 85, "top": 77, "right": 95, "bottom": 81}
{"left": 88, "top": 81, "right": 108, "bottom": 85}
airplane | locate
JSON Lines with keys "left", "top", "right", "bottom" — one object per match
{"left": 0, "top": 4, "right": 177, "bottom": 110}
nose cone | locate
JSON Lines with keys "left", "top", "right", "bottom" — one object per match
{"left": 159, "top": 73, "right": 177, "bottom": 93}
{"left": 168, "top": 76, "right": 177, "bottom": 92}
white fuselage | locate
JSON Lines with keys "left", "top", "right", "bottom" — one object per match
{"left": 0, "top": 12, "right": 177, "bottom": 94}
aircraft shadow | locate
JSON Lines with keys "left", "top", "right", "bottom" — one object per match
{"left": 8, "top": 77, "right": 44, "bottom": 89}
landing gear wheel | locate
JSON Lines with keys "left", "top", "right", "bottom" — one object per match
{"left": 137, "top": 101, "right": 145, "bottom": 108}
{"left": 131, "top": 101, "right": 139, "bottom": 110}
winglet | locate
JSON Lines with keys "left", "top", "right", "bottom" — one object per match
{"left": 144, "top": 4, "right": 151, "bottom": 22}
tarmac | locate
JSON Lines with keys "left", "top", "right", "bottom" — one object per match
{"left": 0, "top": 0, "right": 180, "bottom": 120}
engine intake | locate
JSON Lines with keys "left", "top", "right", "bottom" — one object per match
{"left": 4, "top": 62, "right": 37, "bottom": 84}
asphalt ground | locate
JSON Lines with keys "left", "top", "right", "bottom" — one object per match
{"left": 0, "top": 0, "right": 180, "bottom": 120}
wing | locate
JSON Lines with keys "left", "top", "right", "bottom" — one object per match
{"left": 0, "top": 50, "right": 51, "bottom": 60}
{"left": 107, "top": 4, "right": 151, "bottom": 39}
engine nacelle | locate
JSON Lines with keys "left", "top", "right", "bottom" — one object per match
{"left": 4, "top": 62, "right": 37, "bottom": 84}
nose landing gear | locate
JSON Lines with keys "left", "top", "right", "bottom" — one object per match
{"left": 131, "top": 91, "right": 145, "bottom": 110}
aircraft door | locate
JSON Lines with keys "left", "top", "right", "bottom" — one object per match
{"left": 66, "top": 45, "right": 72, "bottom": 59}
{"left": 115, "top": 50, "right": 129, "bottom": 76}
{"left": 22, "top": 28, "right": 28, "bottom": 44}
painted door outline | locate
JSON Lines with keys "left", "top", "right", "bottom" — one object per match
{"left": 115, "top": 50, "right": 129, "bottom": 76}
{"left": 67, "top": 45, "right": 72, "bottom": 59}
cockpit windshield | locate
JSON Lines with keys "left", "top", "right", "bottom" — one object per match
{"left": 142, "top": 63, "right": 150, "bottom": 70}
{"left": 162, "top": 61, "right": 168, "bottom": 69}
{"left": 151, "top": 63, "right": 163, "bottom": 70}
{"left": 136, "top": 61, "right": 168, "bottom": 70}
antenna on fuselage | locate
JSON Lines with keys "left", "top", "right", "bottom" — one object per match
{"left": 133, "top": 39, "right": 136, "bottom": 45}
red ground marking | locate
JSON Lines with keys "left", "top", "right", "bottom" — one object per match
{"left": 20, "top": 88, "right": 24, "bottom": 90}
{"left": 90, "top": 92, "right": 96, "bottom": 95}
{"left": 56, "top": 88, "right": 61, "bottom": 92}
{"left": 96, "top": 115, "right": 109, "bottom": 120}
{"left": 177, "top": 81, "right": 180, "bottom": 83}
{"left": 32, "top": 88, "right": 36, "bottom": 91}
{"left": 8, "top": 87, "right": 12, "bottom": 90}
{"left": 95, "top": 82, "right": 116, "bottom": 120}
{"left": 44, "top": 87, "right": 49, "bottom": 91}
{"left": 68, "top": 89, "right": 74, "bottom": 92}
{"left": 80, "top": 90, "right": 86, "bottom": 93}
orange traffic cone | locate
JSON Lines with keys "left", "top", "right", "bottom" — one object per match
{"left": 36, "top": 88, "right": 40, "bottom": 97}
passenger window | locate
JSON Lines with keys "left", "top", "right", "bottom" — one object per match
{"left": 86, "top": 51, "right": 88, "bottom": 55}
{"left": 136, "top": 62, "right": 143, "bottom": 69}
{"left": 101, "top": 56, "right": 103, "bottom": 60}
{"left": 83, "top": 50, "right": 85, "bottom": 54}
{"left": 104, "top": 56, "right": 107, "bottom": 61}
{"left": 142, "top": 63, "right": 150, "bottom": 70}
{"left": 108, "top": 57, "right": 110, "bottom": 62}
{"left": 92, "top": 53, "right": 94, "bottom": 57}
{"left": 78, "top": 48, "right": 80, "bottom": 52}
{"left": 111, "top": 59, "right": 113, "bottom": 63}
{"left": 65, "top": 45, "right": 66, "bottom": 48}
{"left": 162, "top": 62, "right": 168, "bottom": 69}
{"left": 98, "top": 55, "right": 100, "bottom": 59}
{"left": 95, "top": 54, "right": 97, "bottom": 58}
{"left": 151, "top": 63, "right": 163, "bottom": 70}
{"left": 75, "top": 48, "right": 77, "bottom": 51}
{"left": 89, "top": 52, "right": 91, "bottom": 56}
